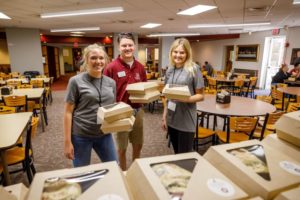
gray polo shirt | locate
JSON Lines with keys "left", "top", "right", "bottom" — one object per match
{"left": 65, "top": 72, "right": 116, "bottom": 137}
{"left": 165, "top": 65, "right": 204, "bottom": 132}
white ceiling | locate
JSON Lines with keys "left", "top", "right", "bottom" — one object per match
{"left": 0, "top": 0, "right": 300, "bottom": 37}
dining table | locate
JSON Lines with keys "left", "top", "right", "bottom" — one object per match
{"left": 0, "top": 112, "right": 32, "bottom": 185}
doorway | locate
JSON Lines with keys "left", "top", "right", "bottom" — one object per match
{"left": 224, "top": 45, "right": 234, "bottom": 73}
{"left": 260, "top": 36, "right": 286, "bottom": 89}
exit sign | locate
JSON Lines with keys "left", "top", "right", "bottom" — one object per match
{"left": 272, "top": 29, "right": 280, "bottom": 35}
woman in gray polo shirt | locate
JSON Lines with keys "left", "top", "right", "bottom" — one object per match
{"left": 64, "top": 44, "right": 118, "bottom": 167}
{"left": 162, "top": 38, "right": 205, "bottom": 154}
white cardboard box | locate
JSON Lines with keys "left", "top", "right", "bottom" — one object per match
{"left": 0, "top": 187, "right": 17, "bottom": 200}
{"left": 275, "top": 111, "right": 300, "bottom": 147}
{"left": 126, "top": 82, "right": 158, "bottom": 95}
{"left": 101, "top": 116, "right": 135, "bottom": 134}
{"left": 129, "top": 90, "right": 161, "bottom": 103}
{"left": 3, "top": 183, "right": 28, "bottom": 200}
{"left": 162, "top": 84, "right": 191, "bottom": 100}
{"left": 274, "top": 186, "right": 300, "bottom": 200}
{"left": 204, "top": 140, "right": 300, "bottom": 200}
{"left": 126, "top": 152, "right": 248, "bottom": 200}
{"left": 26, "top": 162, "right": 133, "bottom": 200}
{"left": 97, "top": 102, "right": 133, "bottom": 123}
{"left": 262, "top": 134, "right": 300, "bottom": 163}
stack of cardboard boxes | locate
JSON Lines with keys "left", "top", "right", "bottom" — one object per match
{"left": 162, "top": 84, "right": 191, "bottom": 100}
{"left": 97, "top": 102, "right": 134, "bottom": 134}
{"left": 126, "top": 82, "right": 160, "bottom": 103}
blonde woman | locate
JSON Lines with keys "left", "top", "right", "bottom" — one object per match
{"left": 162, "top": 38, "right": 205, "bottom": 154}
{"left": 64, "top": 44, "right": 118, "bottom": 167}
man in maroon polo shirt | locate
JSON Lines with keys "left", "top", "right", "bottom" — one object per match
{"left": 104, "top": 32, "right": 147, "bottom": 170}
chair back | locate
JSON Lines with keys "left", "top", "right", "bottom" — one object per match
{"left": 17, "top": 84, "right": 33, "bottom": 89}
{"left": 0, "top": 106, "right": 16, "bottom": 114}
{"left": 6, "top": 80, "right": 21, "bottom": 88}
{"left": 256, "top": 95, "right": 272, "bottom": 104}
{"left": 30, "top": 79, "right": 44, "bottom": 88}
{"left": 276, "top": 83, "right": 288, "bottom": 88}
{"left": 3, "top": 95, "right": 28, "bottom": 112}
{"left": 271, "top": 86, "right": 283, "bottom": 101}
{"left": 287, "top": 102, "right": 300, "bottom": 112}
{"left": 229, "top": 117, "right": 258, "bottom": 133}
{"left": 36, "top": 75, "right": 47, "bottom": 78}
{"left": 259, "top": 111, "right": 284, "bottom": 140}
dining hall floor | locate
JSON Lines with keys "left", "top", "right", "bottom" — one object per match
{"left": 11, "top": 75, "right": 270, "bottom": 186}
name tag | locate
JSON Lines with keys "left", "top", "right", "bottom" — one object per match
{"left": 117, "top": 71, "right": 126, "bottom": 78}
{"left": 168, "top": 100, "right": 176, "bottom": 112}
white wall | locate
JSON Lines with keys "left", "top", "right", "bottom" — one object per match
{"left": 191, "top": 27, "right": 300, "bottom": 88}
{"left": 5, "top": 28, "right": 43, "bottom": 74}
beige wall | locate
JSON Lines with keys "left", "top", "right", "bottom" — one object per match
{"left": 63, "top": 47, "right": 73, "bottom": 65}
{"left": 0, "top": 39, "right": 10, "bottom": 64}
{"left": 191, "top": 26, "right": 300, "bottom": 88}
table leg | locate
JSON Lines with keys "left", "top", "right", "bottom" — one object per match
{"left": 39, "top": 99, "right": 45, "bottom": 132}
{"left": 0, "top": 150, "right": 11, "bottom": 185}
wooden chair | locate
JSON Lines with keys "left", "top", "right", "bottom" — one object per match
{"left": 30, "top": 79, "right": 44, "bottom": 88}
{"left": 36, "top": 75, "right": 47, "bottom": 78}
{"left": 216, "top": 117, "right": 258, "bottom": 143}
{"left": 17, "top": 84, "right": 33, "bottom": 89}
{"left": 194, "top": 112, "right": 216, "bottom": 151}
{"left": 5, "top": 116, "right": 39, "bottom": 183}
{"left": 271, "top": 85, "right": 285, "bottom": 110}
{"left": 3, "top": 95, "right": 28, "bottom": 112}
{"left": 6, "top": 80, "right": 21, "bottom": 88}
{"left": 0, "top": 106, "right": 16, "bottom": 114}
{"left": 9, "top": 72, "right": 20, "bottom": 78}
{"left": 232, "top": 79, "right": 244, "bottom": 96}
{"left": 253, "top": 111, "right": 285, "bottom": 140}
{"left": 243, "top": 77, "right": 257, "bottom": 98}
{"left": 256, "top": 95, "right": 273, "bottom": 104}
{"left": 287, "top": 102, "right": 300, "bottom": 112}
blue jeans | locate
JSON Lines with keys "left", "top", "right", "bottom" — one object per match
{"left": 71, "top": 134, "right": 118, "bottom": 167}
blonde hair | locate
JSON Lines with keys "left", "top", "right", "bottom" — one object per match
{"left": 169, "top": 38, "right": 196, "bottom": 76}
{"left": 81, "top": 44, "right": 109, "bottom": 71}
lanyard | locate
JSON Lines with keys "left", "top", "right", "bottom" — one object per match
{"left": 91, "top": 77, "right": 103, "bottom": 107}
{"left": 171, "top": 67, "right": 183, "bottom": 85}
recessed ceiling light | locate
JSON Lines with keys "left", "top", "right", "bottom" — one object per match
{"left": 293, "top": 0, "right": 300, "bottom": 4}
{"left": 140, "top": 23, "right": 162, "bottom": 28}
{"left": 50, "top": 27, "right": 100, "bottom": 32}
{"left": 41, "top": 7, "right": 123, "bottom": 18}
{"left": 188, "top": 22, "right": 271, "bottom": 28}
{"left": 0, "top": 12, "right": 11, "bottom": 19}
{"left": 177, "top": 4, "right": 216, "bottom": 16}
{"left": 147, "top": 33, "right": 201, "bottom": 37}
{"left": 70, "top": 31, "right": 85, "bottom": 34}
{"left": 70, "top": 34, "right": 84, "bottom": 37}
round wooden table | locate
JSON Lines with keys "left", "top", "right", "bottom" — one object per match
{"left": 197, "top": 94, "right": 276, "bottom": 117}
{"left": 277, "top": 87, "right": 300, "bottom": 96}
{"left": 277, "top": 87, "right": 300, "bottom": 111}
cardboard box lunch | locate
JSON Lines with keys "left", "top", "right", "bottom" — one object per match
{"left": 129, "top": 90, "right": 161, "bottom": 103}
{"left": 262, "top": 134, "right": 300, "bottom": 163}
{"left": 101, "top": 116, "right": 135, "bottom": 134}
{"left": 26, "top": 162, "right": 133, "bottom": 200}
{"left": 162, "top": 84, "right": 191, "bottom": 100}
{"left": 4, "top": 183, "right": 28, "bottom": 200}
{"left": 126, "top": 152, "right": 248, "bottom": 200}
{"left": 204, "top": 140, "right": 300, "bottom": 200}
{"left": 97, "top": 102, "right": 133, "bottom": 123}
{"left": 126, "top": 82, "right": 158, "bottom": 95}
{"left": 0, "top": 187, "right": 17, "bottom": 200}
{"left": 274, "top": 186, "right": 300, "bottom": 200}
{"left": 275, "top": 111, "right": 300, "bottom": 147}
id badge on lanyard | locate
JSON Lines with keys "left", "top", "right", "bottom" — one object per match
{"left": 167, "top": 100, "right": 176, "bottom": 112}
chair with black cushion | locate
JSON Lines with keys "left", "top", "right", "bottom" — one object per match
{"left": 5, "top": 116, "right": 39, "bottom": 183}
{"left": 216, "top": 117, "right": 258, "bottom": 143}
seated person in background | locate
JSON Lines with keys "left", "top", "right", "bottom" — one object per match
{"left": 203, "top": 61, "right": 214, "bottom": 76}
{"left": 271, "top": 64, "right": 290, "bottom": 84}
{"left": 289, "top": 62, "right": 300, "bottom": 80}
